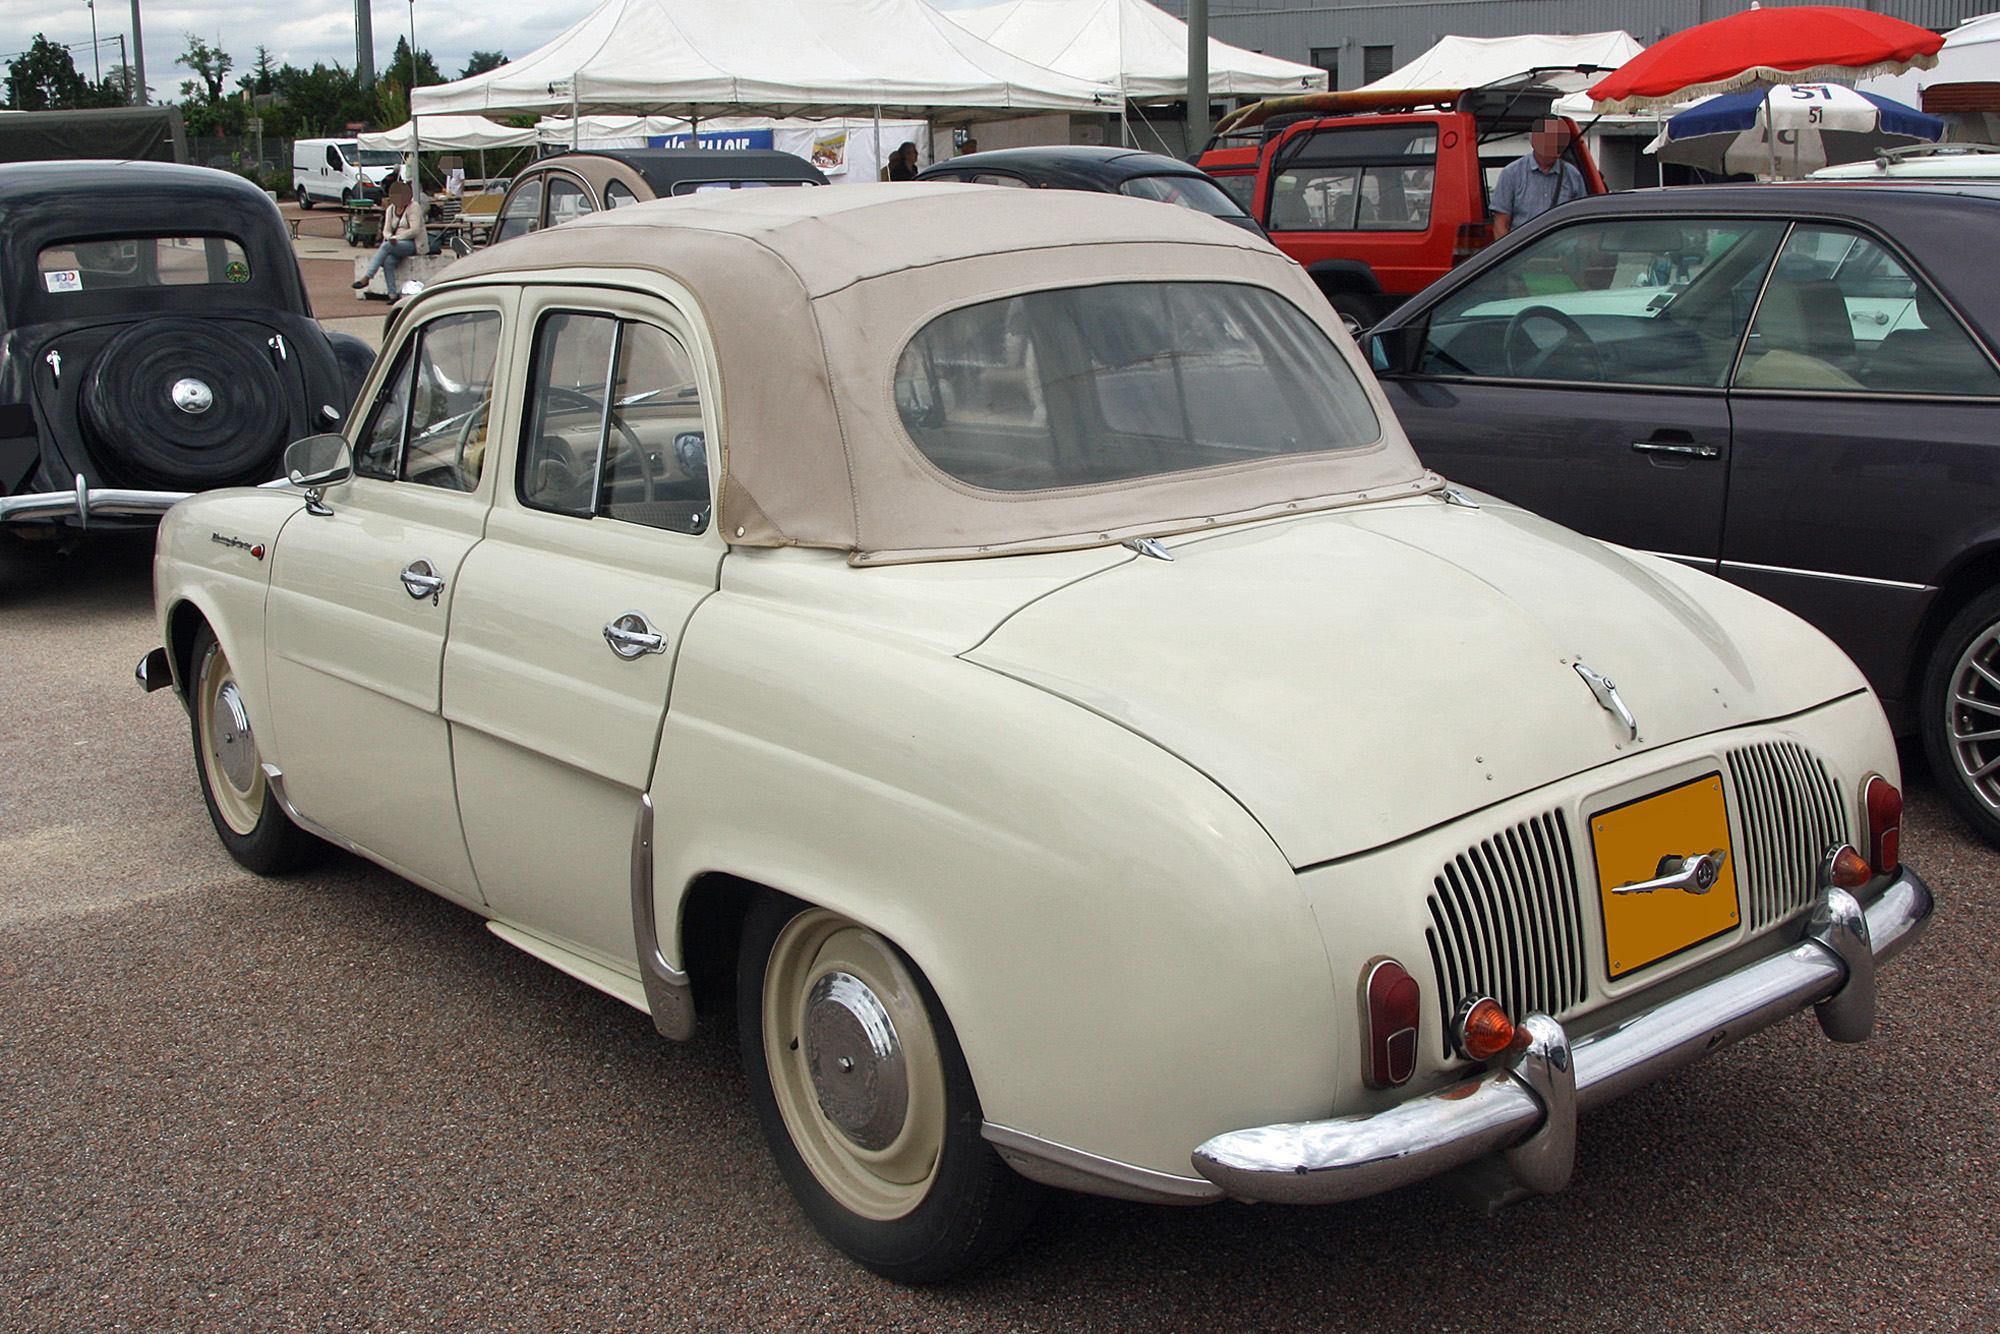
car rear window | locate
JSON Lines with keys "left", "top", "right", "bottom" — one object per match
{"left": 1119, "top": 174, "right": 1252, "bottom": 221}
{"left": 893, "top": 281, "right": 1380, "bottom": 493}
{"left": 37, "top": 236, "right": 251, "bottom": 292}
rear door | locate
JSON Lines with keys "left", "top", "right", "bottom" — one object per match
{"left": 1263, "top": 119, "right": 1444, "bottom": 295}
{"left": 443, "top": 286, "right": 723, "bottom": 971}
{"left": 1384, "top": 213, "right": 1786, "bottom": 566}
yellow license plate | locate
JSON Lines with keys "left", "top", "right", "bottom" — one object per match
{"left": 1590, "top": 773, "right": 1741, "bottom": 980}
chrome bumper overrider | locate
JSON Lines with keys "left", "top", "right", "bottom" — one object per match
{"left": 0, "top": 473, "right": 192, "bottom": 526}
{"left": 1192, "top": 870, "right": 1932, "bottom": 1205}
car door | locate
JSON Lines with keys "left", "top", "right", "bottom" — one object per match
{"left": 442, "top": 288, "right": 724, "bottom": 972}
{"left": 1383, "top": 214, "right": 1789, "bottom": 568}
{"left": 264, "top": 293, "right": 514, "bottom": 906}
{"left": 1722, "top": 220, "right": 2000, "bottom": 702}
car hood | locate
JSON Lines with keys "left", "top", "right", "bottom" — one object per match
{"left": 963, "top": 497, "right": 1870, "bottom": 868}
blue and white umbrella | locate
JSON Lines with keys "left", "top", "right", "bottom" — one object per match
{"left": 1646, "top": 82, "right": 1944, "bottom": 178}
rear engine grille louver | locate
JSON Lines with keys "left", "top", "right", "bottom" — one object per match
{"left": 1726, "top": 741, "right": 1850, "bottom": 930}
{"left": 1424, "top": 809, "right": 1588, "bottom": 1050}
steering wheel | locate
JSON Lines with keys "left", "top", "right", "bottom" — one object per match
{"left": 1503, "top": 305, "right": 1604, "bottom": 380}
{"left": 535, "top": 384, "right": 653, "bottom": 503}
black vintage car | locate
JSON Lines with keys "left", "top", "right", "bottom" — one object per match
{"left": 0, "top": 160, "right": 374, "bottom": 534}
{"left": 1366, "top": 182, "right": 2000, "bottom": 845}
{"left": 915, "top": 145, "right": 1263, "bottom": 235}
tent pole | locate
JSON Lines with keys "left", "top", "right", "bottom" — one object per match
{"left": 572, "top": 79, "right": 580, "bottom": 151}
{"left": 873, "top": 104, "right": 882, "bottom": 179}
{"left": 1117, "top": 0, "right": 1130, "bottom": 147}
{"left": 1764, "top": 83, "right": 1777, "bottom": 180}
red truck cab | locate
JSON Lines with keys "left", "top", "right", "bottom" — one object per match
{"left": 1198, "top": 84, "right": 1606, "bottom": 333}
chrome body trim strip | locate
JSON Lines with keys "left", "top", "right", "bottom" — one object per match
{"left": 261, "top": 762, "right": 365, "bottom": 859}
{"left": 630, "top": 792, "right": 695, "bottom": 1041}
{"left": 1191, "top": 869, "right": 1931, "bottom": 1205}
{"left": 981, "top": 1123, "right": 1225, "bottom": 1205}
{"left": 0, "top": 473, "right": 194, "bottom": 526}
{"left": 1718, "top": 559, "right": 1931, "bottom": 593}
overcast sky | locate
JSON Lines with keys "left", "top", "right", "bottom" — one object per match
{"left": 0, "top": 1, "right": 602, "bottom": 94}
{"left": 1, "top": 1, "right": 993, "bottom": 97}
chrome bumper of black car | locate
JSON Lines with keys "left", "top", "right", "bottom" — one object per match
{"left": 1191, "top": 867, "right": 1933, "bottom": 1205}
{"left": 0, "top": 473, "right": 191, "bottom": 526}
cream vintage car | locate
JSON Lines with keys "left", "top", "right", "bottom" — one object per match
{"left": 141, "top": 185, "right": 1932, "bottom": 1282}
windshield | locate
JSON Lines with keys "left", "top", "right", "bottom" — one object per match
{"left": 358, "top": 149, "right": 402, "bottom": 167}
{"left": 894, "top": 281, "right": 1380, "bottom": 492}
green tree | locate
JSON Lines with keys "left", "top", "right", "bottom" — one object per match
{"left": 5, "top": 33, "right": 89, "bottom": 110}
{"left": 242, "top": 46, "right": 278, "bottom": 97}
{"left": 386, "top": 37, "right": 440, "bottom": 91}
{"left": 273, "top": 61, "right": 370, "bottom": 137}
{"left": 176, "top": 33, "right": 232, "bottom": 105}
{"left": 460, "top": 50, "right": 508, "bottom": 80}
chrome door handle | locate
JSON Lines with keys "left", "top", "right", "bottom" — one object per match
{"left": 399, "top": 559, "right": 446, "bottom": 603}
{"left": 603, "top": 611, "right": 667, "bottom": 659}
{"left": 1630, "top": 440, "right": 1720, "bottom": 458}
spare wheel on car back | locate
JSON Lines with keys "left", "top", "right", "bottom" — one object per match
{"left": 81, "top": 317, "right": 290, "bottom": 489}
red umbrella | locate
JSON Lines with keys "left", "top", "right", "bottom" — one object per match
{"left": 1590, "top": 5, "right": 1943, "bottom": 111}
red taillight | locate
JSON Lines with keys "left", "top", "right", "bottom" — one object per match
{"left": 1362, "top": 959, "right": 1421, "bottom": 1088}
{"left": 1864, "top": 774, "right": 1902, "bottom": 876}
{"left": 1452, "top": 222, "right": 1494, "bottom": 266}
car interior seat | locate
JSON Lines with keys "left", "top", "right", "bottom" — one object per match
{"left": 1736, "top": 279, "right": 1861, "bottom": 388}
{"left": 1862, "top": 288, "right": 2000, "bottom": 395}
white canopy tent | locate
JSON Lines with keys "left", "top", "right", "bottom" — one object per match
{"left": 358, "top": 115, "right": 538, "bottom": 153}
{"left": 534, "top": 114, "right": 934, "bottom": 178}
{"left": 1361, "top": 32, "right": 1645, "bottom": 94}
{"left": 409, "top": 0, "right": 1115, "bottom": 122}
{"left": 941, "top": 0, "right": 1326, "bottom": 101}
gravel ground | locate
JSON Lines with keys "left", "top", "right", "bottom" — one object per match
{"left": 2, "top": 534, "right": 1996, "bottom": 1333}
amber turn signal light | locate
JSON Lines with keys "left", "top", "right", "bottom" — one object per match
{"left": 1453, "top": 996, "right": 1519, "bottom": 1062}
{"left": 1827, "top": 844, "right": 1872, "bottom": 890}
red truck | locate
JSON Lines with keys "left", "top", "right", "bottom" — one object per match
{"left": 1196, "top": 83, "right": 1606, "bottom": 334}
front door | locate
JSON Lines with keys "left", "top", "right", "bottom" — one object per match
{"left": 443, "top": 290, "right": 723, "bottom": 972}
{"left": 1387, "top": 215, "right": 1789, "bottom": 567}
{"left": 265, "top": 297, "right": 512, "bottom": 904}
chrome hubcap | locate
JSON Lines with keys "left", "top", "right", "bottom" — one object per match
{"left": 804, "top": 970, "right": 907, "bottom": 1151}
{"left": 171, "top": 377, "right": 215, "bottom": 414}
{"left": 1948, "top": 624, "right": 2000, "bottom": 809}
{"left": 209, "top": 679, "right": 257, "bottom": 792}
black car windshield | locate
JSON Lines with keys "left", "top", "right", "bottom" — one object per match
{"left": 895, "top": 281, "right": 1380, "bottom": 492}
{"left": 37, "top": 236, "right": 251, "bottom": 292}
{"left": 1119, "top": 173, "right": 1252, "bottom": 221}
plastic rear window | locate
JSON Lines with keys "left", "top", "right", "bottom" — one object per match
{"left": 894, "top": 281, "right": 1380, "bottom": 493}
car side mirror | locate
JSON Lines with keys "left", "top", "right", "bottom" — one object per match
{"left": 285, "top": 433, "right": 352, "bottom": 488}
{"left": 1368, "top": 326, "right": 1424, "bottom": 375}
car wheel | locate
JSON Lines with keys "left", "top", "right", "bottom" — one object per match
{"left": 1922, "top": 587, "right": 2000, "bottom": 847}
{"left": 738, "top": 891, "right": 1040, "bottom": 1283}
{"left": 1328, "top": 292, "right": 1374, "bottom": 340}
{"left": 190, "top": 624, "right": 318, "bottom": 875}
{"left": 80, "top": 317, "right": 290, "bottom": 489}
{"left": 297, "top": 186, "right": 314, "bottom": 210}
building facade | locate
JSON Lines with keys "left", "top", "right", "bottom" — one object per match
{"left": 1154, "top": 1, "right": 1994, "bottom": 92}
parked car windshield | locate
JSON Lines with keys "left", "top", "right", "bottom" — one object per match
{"left": 358, "top": 149, "right": 402, "bottom": 167}
{"left": 37, "top": 236, "right": 252, "bottom": 292}
{"left": 894, "top": 281, "right": 1380, "bottom": 492}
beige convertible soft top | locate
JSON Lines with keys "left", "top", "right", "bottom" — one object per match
{"left": 440, "top": 183, "right": 1438, "bottom": 563}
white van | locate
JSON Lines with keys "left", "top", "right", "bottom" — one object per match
{"left": 293, "top": 138, "right": 401, "bottom": 208}
{"left": 1810, "top": 142, "right": 2000, "bottom": 182}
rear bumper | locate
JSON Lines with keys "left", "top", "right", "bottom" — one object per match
{"left": 1191, "top": 868, "right": 1932, "bottom": 1204}
{"left": 0, "top": 473, "right": 190, "bottom": 526}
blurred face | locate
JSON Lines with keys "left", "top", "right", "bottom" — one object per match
{"left": 1531, "top": 121, "right": 1571, "bottom": 166}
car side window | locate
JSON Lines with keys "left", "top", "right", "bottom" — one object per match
{"left": 604, "top": 179, "right": 641, "bottom": 208}
{"left": 519, "top": 310, "right": 710, "bottom": 534}
{"left": 1734, "top": 225, "right": 2000, "bottom": 396}
{"left": 492, "top": 177, "right": 542, "bottom": 244}
{"left": 546, "top": 174, "right": 596, "bottom": 227}
{"left": 1267, "top": 125, "right": 1436, "bottom": 233}
{"left": 326, "top": 145, "right": 342, "bottom": 171}
{"left": 1419, "top": 218, "right": 1788, "bottom": 387}
{"left": 352, "top": 311, "right": 503, "bottom": 490}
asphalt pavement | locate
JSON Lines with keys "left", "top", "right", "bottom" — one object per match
{"left": 2, "top": 533, "right": 1996, "bottom": 1332}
